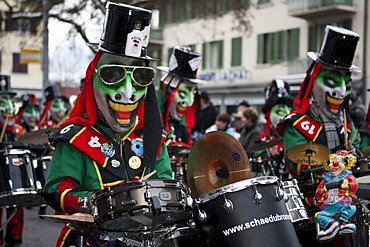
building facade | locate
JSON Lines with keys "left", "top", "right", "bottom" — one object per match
{"left": 155, "top": 0, "right": 367, "bottom": 113}
{"left": 0, "top": 1, "right": 44, "bottom": 99}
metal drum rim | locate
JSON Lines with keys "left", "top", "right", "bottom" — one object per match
{"left": 195, "top": 176, "right": 279, "bottom": 204}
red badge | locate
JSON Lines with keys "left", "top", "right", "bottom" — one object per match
{"left": 293, "top": 115, "right": 322, "bottom": 142}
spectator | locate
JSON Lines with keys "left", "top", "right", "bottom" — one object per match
{"left": 238, "top": 107, "right": 261, "bottom": 157}
{"left": 205, "top": 113, "right": 240, "bottom": 139}
{"left": 192, "top": 91, "right": 218, "bottom": 141}
{"left": 349, "top": 90, "right": 366, "bottom": 129}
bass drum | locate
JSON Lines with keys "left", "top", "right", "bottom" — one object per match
{"left": 92, "top": 179, "right": 191, "bottom": 232}
{"left": 193, "top": 176, "right": 300, "bottom": 247}
{"left": 0, "top": 148, "right": 44, "bottom": 207}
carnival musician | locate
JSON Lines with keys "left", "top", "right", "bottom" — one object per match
{"left": 44, "top": 3, "right": 172, "bottom": 246}
{"left": 277, "top": 25, "right": 365, "bottom": 246}
{"left": 157, "top": 46, "right": 202, "bottom": 146}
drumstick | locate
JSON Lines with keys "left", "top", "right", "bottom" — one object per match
{"left": 139, "top": 170, "right": 157, "bottom": 181}
{"left": 349, "top": 129, "right": 358, "bottom": 147}
{"left": 343, "top": 109, "right": 348, "bottom": 149}
{"left": 0, "top": 116, "right": 9, "bottom": 143}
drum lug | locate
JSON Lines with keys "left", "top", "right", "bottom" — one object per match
{"left": 108, "top": 195, "right": 116, "bottom": 209}
{"left": 253, "top": 184, "right": 263, "bottom": 203}
{"left": 91, "top": 205, "right": 98, "bottom": 217}
{"left": 197, "top": 209, "right": 207, "bottom": 223}
{"left": 275, "top": 188, "right": 285, "bottom": 201}
{"left": 223, "top": 198, "right": 233, "bottom": 212}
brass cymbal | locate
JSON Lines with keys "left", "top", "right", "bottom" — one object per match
{"left": 167, "top": 143, "right": 191, "bottom": 156}
{"left": 187, "top": 131, "right": 251, "bottom": 199}
{"left": 41, "top": 212, "right": 94, "bottom": 229}
{"left": 245, "top": 138, "right": 283, "bottom": 153}
{"left": 286, "top": 143, "right": 331, "bottom": 166}
{"left": 18, "top": 128, "right": 59, "bottom": 144}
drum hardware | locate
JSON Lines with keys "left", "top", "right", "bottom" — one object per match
{"left": 187, "top": 131, "right": 251, "bottom": 199}
{"left": 18, "top": 127, "right": 59, "bottom": 144}
{"left": 245, "top": 138, "right": 283, "bottom": 153}
{"left": 287, "top": 143, "right": 331, "bottom": 183}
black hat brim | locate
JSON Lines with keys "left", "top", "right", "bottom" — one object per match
{"left": 87, "top": 43, "right": 157, "bottom": 61}
{"left": 307, "top": 52, "right": 361, "bottom": 73}
{"left": 157, "top": 66, "right": 204, "bottom": 84}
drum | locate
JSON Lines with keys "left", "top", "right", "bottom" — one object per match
{"left": 35, "top": 156, "right": 52, "bottom": 190}
{"left": 92, "top": 179, "right": 191, "bottom": 232}
{"left": 282, "top": 179, "right": 309, "bottom": 230}
{"left": 0, "top": 148, "right": 44, "bottom": 207}
{"left": 161, "top": 224, "right": 205, "bottom": 247}
{"left": 193, "top": 176, "right": 300, "bottom": 247}
{"left": 249, "top": 157, "right": 273, "bottom": 177}
{"left": 352, "top": 156, "right": 370, "bottom": 178}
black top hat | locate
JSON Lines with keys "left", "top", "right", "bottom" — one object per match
{"left": 0, "top": 75, "right": 16, "bottom": 96}
{"left": 158, "top": 46, "right": 203, "bottom": 84}
{"left": 88, "top": 2, "right": 153, "bottom": 61}
{"left": 307, "top": 25, "right": 360, "bottom": 73}
{"left": 44, "top": 85, "right": 61, "bottom": 102}
{"left": 262, "top": 79, "right": 293, "bottom": 113}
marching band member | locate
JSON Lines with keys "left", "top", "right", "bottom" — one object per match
{"left": 157, "top": 46, "right": 202, "bottom": 145}
{"left": 277, "top": 25, "right": 363, "bottom": 246}
{"left": 44, "top": 3, "right": 172, "bottom": 246}
{"left": 0, "top": 75, "right": 26, "bottom": 247}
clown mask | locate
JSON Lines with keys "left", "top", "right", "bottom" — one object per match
{"left": 270, "top": 104, "right": 291, "bottom": 128}
{"left": 23, "top": 105, "right": 40, "bottom": 128}
{"left": 93, "top": 53, "right": 156, "bottom": 133}
{"left": 168, "top": 81, "right": 197, "bottom": 121}
{"left": 0, "top": 94, "right": 15, "bottom": 126}
{"left": 312, "top": 66, "right": 352, "bottom": 116}
{"left": 50, "top": 98, "right": 68, "bottom": 123}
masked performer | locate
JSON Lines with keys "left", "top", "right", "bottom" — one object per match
{"left": 157, "top": 46, "right": 202, "bottom": 145}
{"left": 44, "top": 3, "right": 172, "bottom": 246}
{"left": 277, "top": 25, "right": 365, "bottom": 247}
{"left": 252, "top": 79, "right": 293, "bottom": 179}
{"left": 37, "top": 85, "right": 69, "bottom": 129}
{"left": 15, "top": 94, "right": 40, "bottom": 132}
{"left": 0, "top": 75, "right": 26, "bottom": 247}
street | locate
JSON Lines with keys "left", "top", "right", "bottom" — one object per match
{"left": 22, "top": 206, "right": 63, "bottom": 247}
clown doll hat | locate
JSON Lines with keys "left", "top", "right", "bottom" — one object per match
{"left": 293, "top": 25, "right": 360, "bottom": 113}
{"left": 157, "top": 46, "right": 204, "bottom": 84}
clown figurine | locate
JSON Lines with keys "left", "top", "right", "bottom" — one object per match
{"left": 315, "top": 150, "right": 358, "bottom": 242}
{"left": 44, "top": 3, "right": 172, "bottom": 246}
{"left": 157, "top": 46, "right": 202, "bottom": 145}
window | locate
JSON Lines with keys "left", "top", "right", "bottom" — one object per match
{"left": 231, "top": 37, "right": 242, "bottom": 66}
{"left": 202, "top": 40, "right": 224, "bottom": 69}
{"left": 258, "top": 0, "right": 271, "bottom": 5}
{"left": 12, "top": 18, "right": 30, "bottom": 34}
{"left": 257, "top": 28, "right": 300, "bottom": 64}
{"left": 12, "top": 53, "right": 27, "bottom": 73}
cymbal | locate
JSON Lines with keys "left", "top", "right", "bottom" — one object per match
{"left": 187, "top": 131, "right": 251, "bottom": 199}
{"left": 41, "top": 212, "right": 94, "bottom": 229}
{"left": 167, "top": 143, "right": 191, "bottom": 155}
{"left": 245, "top": 138, "right": 283, "bottom": 153}
{"left": 18, "top": 128, "right": 59, "bottom": 144}
{"left": 286, "top": 143, "right": 331, "bottom": 166}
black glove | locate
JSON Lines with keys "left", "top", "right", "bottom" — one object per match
{"left": 325, "top": 179, "right": 344, "bottom": 190}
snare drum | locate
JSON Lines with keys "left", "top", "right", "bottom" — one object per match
{"left": 0, "top": 148, "right": 44, "bottom": 207}
{"left": 282, "top": 179, "right": 309, "bottom": 230}
{"left": 193, "top": 176, "right": 300, "bottom": 247}
{"left": 35, "top": 156, "right": 52, "bottom": 190}
{"left": 92, "top": 179, "right": 191, "bottom": 232}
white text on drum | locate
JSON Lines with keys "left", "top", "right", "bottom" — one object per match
{"left": 223, "top": 213, "right": 291, "bottom": 237}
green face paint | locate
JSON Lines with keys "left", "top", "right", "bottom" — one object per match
{"left": 313, "top": 66, "right": 352, "bottom": 116}
{"left": 169, "top": 81, "right": 197, "bottom": 121}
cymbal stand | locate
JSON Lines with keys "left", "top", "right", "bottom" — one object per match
{"left": 76, "top": 197, "right": 91, "bottom": 247}
{"left": 306, "top": 149, "right": 315, "bottom": 183}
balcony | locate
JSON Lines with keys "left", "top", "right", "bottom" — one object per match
{"left": 288, "top": 0, "right": 356, "bottom": 20}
